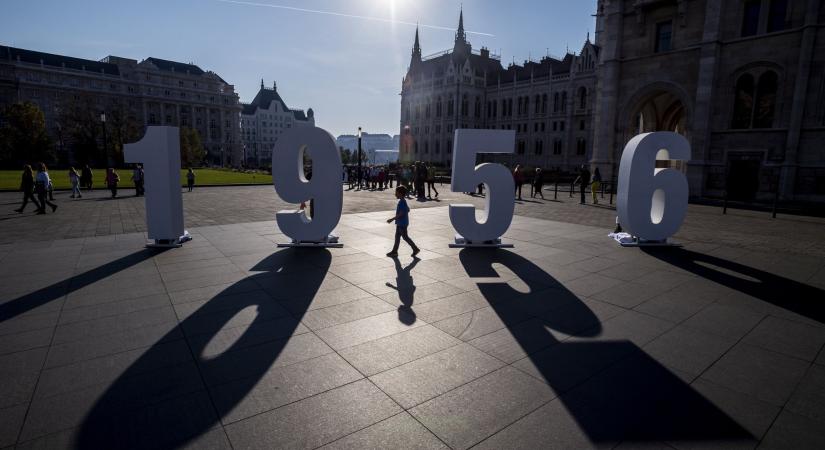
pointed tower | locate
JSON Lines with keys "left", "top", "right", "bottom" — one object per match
{"left": 453, "top": 7, "right": 471, "bottom": 55}
{"left": 261, "top": 78, "right": 264, "bottom": 89}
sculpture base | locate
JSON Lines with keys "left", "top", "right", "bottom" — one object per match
{"left": 147, "top": 231, "right": 192, "bottom": 248}
{"left": 609, "top": 232, "right": 681, "bottom": 248}
{"left": 277, "top": 234, "right": 343, "bottom": 248}
{"left": 449, "top": 234, "right": 513, "bottom": 248}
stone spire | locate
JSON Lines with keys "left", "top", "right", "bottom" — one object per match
{"left": 273, "top": 80, "right": 277, "bottom": 91}
{"left": 261, "top": 78, "right": 264, "bottom": 89}
{"left": 455, "top": 6, "right": 466, "bottom": 45}
{"left": 409, "top": 25, "right": 422, "bottom": 70}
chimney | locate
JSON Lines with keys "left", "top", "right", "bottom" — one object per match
{"left": 480, "top": 47, "right": 489, "bottom": 59}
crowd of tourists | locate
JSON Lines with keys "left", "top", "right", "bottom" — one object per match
{"left": 344, "top": 162, "right": 440, "bottom": 200}
{"left": 10, "top": 163, "right": 200, "bottom": 215}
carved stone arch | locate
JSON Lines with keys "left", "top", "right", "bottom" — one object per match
{"left": 619, "top": 81, "right": 693, "bottom": 146}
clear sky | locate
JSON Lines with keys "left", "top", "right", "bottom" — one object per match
{"left": 1, "top": 0, "right": 596, "bottom": 137}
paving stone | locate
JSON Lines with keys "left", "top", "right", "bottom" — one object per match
{"left": 338, "top": 325, "right": 461, "bottom": 376}
{"left": 370, "top": 344, "right": 504, "bottom": 408}
{"left": 643, "top": 325, "right": 737, "bottom": 376}
{"left": 52, "top": 305, "right": 177, "bottom": 345}
{"left": 188, "top": 316, "right": 309, "bottom": 359}
{"left": 473, "top": 399, "right": 613, "bottom": 450}
{"left": 300, "top": 296, "right": 395, "bottom": 330}
{"left": 591, "top": 281, "right": 670, "bottom": 309}
{"left": 280, "top": 284, "right": 373, "bottom": 314}
{"left": 377, "top": 281, "right": 466, "bottom": 308}
{"left": 58, "top": 292, "right": 171, "bottom": 325}
{"left": 432, "top": 304, "right": 533, "bottom": 341}
{"left": 0, "top": 310, "right": 59, "bottom": 337}
{"left": 224, "top": 379, "right": 401, "bottom": 449}
{"left": 759, "top": 410, "right": 825, "bottom": 450}
{"left": 411, "top": 291, "right": 490, "bottom": 324}
{"left": 701, "top": 343, "right": 810, "bottom": 406}
{"left": 679, "top": 303, "right": 765, "bottom": 341}
{"left": 785, "top": 364, "right": 825, "bottom": 424}
{"left": 741, "top": 315, "right": 825, "bottom": 362}
{"left": 211, "top": 352, "right": 363, "bottom": 424}
{"left": 319, "top": 412, "right": 447, "bottom": 450}
{"left": 316, "top": 310, "right": 426, "bottom": 350}
{"left": 633, "top": 289, "right": 715, "bottom": 323}
{"left": 0, "top": 403, "right": 27, "bottom": 447}
{"left": 468, "top": 317, "right": 570, "bottom": 364}
{"left": 409, "top": 366, "right": 556, "bottom": 449}
{"left": 0, "top": 327, "right": 53, "bottom": 356}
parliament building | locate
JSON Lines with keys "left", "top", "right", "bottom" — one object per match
{"left": 401, "top": 1, "right": 825, "bottom": 202}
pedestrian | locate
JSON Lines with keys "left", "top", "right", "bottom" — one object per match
{"left": 386, "top": 185, "right": 420, "bottom": 257}
{"left": 416, "top": 162, "right": 427, "bottom": 199}
{"left": 573, "top": 164, "right": 591, "bottom": 205}
{"left": 34, "top": 163, "right": 57, "bottom": 214}
{"left": 187, "top": 168, "right": 195, "bottom": 192}
{"left": 426, "top": 163, "right": 439, "bottom": 199}
{"left": 513, "top": 165, "right": 524, "bottom": 200}
{"left": 591, "top": 167, "right": 602, "bottom": 205}
{"left": 81, "top": 165, "right": 93, "bottom": 191}
{"left": 68, "top": 167, "right": 82, "bottom": 198}
{"left": 105, "top": 168, "right": 120, "bottom": 198}
{"left": 131, "top": 164, "right": 144, "bottom": 196}
{"left": 533, "top": 168, "right": 545, "bottom": 199}
{"left": 14, "top": 165, "right": 41, "bottom": 213}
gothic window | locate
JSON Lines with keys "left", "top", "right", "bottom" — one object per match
{"left": 487, "top": 101, "right": 492, "bottom": 118}
{"left": 461, "top": 94, "right": 468, "bottom": 117}
{"left": 447, "top": 98, "right": 454, "bottom": 116}
{"left": 535, "top": 95, "right": 540, "bottom": 114}
{"left": 517, "top": 97, "right": 523, "bottom": 115}
{"left": 542, "top": 94, "right": 548, "bottom": 113}
{"left": 474, "top": 97, "right": 481, "bottom": 118}
{"left": 436, "top": 97, "right": 442, "bottom": 117}
{"left": 742, "top": 0, "right": 761, "bottom": 37}
{"left": 517, "top": 140, "right": 525, "bottom": 155}
{"left": 655, "top": 21, "right": 673, "bottom": 53}
{"left": 754, "top": 71, "right": 778, "bottom": 128}
{"left": 561, "top": 92, "right": 567, "bottom": 113}
{"left": 534, "top": 122, "right": 539, "bottom": 132}
{"left": 493, "top": 100, "right": 497, "bottom": 117}
{"left": 553, "top": 93, "right": 559, "bottom": 112}
{"left": 560, "top": 121, "right": 565, "bottom": 131}
{"left": 425, "top": 101, "right": 431, "bottom": 118}
{"left": 553, "top": 139, "right": 562, "bottom": 155}
{"left": 446, "top": 139, "right": 452, "bottom": 153}
{"left": 415, "top": 104, "right": 420, "bottom": 119}
{"left": 732, "top": 74, "right": 755, "bottom": 128}
{"left": 524, "top": 96, "right": 530, "bottom": 115}
{"left": 424, "top": 141, "right": 429, "bottom": 153}
{"left": 576, "top": 138, "right": 587, "bottom": 155}
{"left": 578, "top": 87, "right": 587, "bottom": 109}
{"left": 508, "top": 98, "right": 513, "bottom": 116}
{"left": 541, "top": 122, "right": 546, "bottom": 132}
{"left": 580, "top": 119, "right": 586, "bottom": 131}
{"left": 767, "top": 0, "right": 788, "bottom": 33}
{"left": 435, "top": 141, "right": 440, "bottom": 154}
{"left": 534, "top": 140, "right": 543, "bottom": 155}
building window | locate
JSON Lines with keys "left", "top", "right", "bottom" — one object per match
{"left": 732, "top": 71, "right": 778, "bottom": 129}
{"left": 415, "top": 104, "right": 420, "bottom": 119}
{"left": 553, "top": 139, "right": 562, "bottom": 155}
{"left": 580, "top": 120, "right": 586, "bottom": 131}
{"left": 446, "top": 139, "right": 452, "bottom": 153}
{"left": 414, "top": 142, "right": 418, "bottom": 154}
{"left": 517, "top": 140, "right": 525, "bottom": 155}
{"left": 742, "top": 0, "right": 761, "bottom": 37}
{"left": 534, "top": 122, "right": 539, "bottom": 132}
{"left": 447, "top": 99, "right": 454, "bottom": 116}
{"left": 732, "top": 74, "right": 755, "bottom": 128}
{"left": 552, "top": 121, "right": 557, "bottom": 131}
{"left": 553, "top": 93, "right": 559, "bottom": 112}
{"left": 436, "top": 97, "right": 442, "bottom": 117}
{"left": 534, "top": 140, "right": 543, "bottom": 155}
{"left": 767, "top": 0, "right": 788, "bottom": 33}
{"left": 461, "top": 94, "right": 468, "bottom": 117}
{"left": 560, "top": 121, "right": 565, "bottom": 131}
{"left": 435, "top": 141, "right": 440, "bottom": 154}
{"left": 535, "top": 95, "right": 541, "bottom": 114}
{"left": 578, "top": 87, "right": 587, "bottom": 109}
{"left": 507, "top": 98, "right": 513, "bottom": 116}
{"left": 541, "top": 122, "right": 546, "bottom": 132}
{"left": 424, "top": 141, "right": 429, "bottom": 153}
{"left": 576, "top": 138, "right": 586, "bottom": 155}
{"left": 425, "top": 101, "right": 431, "bottom": 118}
{"left": 655, "top": 21, "right": 673, "bottom": 53}
{"left": 474, "top": 96, "right": 481, "bottom": 118}
{"left": 541, "top": 94, "right": 548, "bottom": 113}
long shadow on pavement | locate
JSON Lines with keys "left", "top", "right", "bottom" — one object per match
{"left": 0, "top": 248, "right": 166, "bottom": 324}
{"left": 73, "top": 248, "right": 332, "bottom": 449}
{"left": 642, "top": 248, "right": 825, "bottom": 324}
{"left": 458, "top": 249, "right": 752, "bottom": 445}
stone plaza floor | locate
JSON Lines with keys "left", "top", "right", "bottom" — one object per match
{"left": 1, "top": 186, "right": 825, "bottom": 449}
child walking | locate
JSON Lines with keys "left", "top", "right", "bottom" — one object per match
{"left": 386, "top": 185, "right": 420, "bottom": 258}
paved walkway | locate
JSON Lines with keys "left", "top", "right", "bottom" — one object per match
{"left": 1, "top": 200, "right": 824, "bottom": 448}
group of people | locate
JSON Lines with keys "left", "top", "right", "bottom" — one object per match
{"left": 511, "top": 164, "right": 603, "bottom": 204}
{"left": 13, "top": 164, "right": 198, "bottom": 214}
{"left": 345, "top": 162, "right": 440, "bottom": 201}
{"left": 512, "top": 165, "right": 547, "bottom": 200}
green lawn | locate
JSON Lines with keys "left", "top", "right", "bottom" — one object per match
{"left": 0, "top": 169, "right": 272, "bottom": 190}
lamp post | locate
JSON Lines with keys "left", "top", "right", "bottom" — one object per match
{"left": 357, "top": 126, "right": 363, "bottom": 190}
{"left": 100, "top": 112, "right": 110, "bottom": 166}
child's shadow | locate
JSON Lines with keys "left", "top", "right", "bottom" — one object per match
{"left": 385, "top": 256, "right": 421, "bottom": 325}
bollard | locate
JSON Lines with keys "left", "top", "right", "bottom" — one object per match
{"left": 609, "top": 180, "right": 614, "bottom": 205}
{"left": 569, "top": 182, "right": 574, "bottom": 198}
{"left": 554, "top": 182, "right": 558, "bottom": 200}
{"left": 722, "top": 192, "right": 728, "bottom": 215}
{"left": 772, "top": 189, "right": 779, "bottom": 219}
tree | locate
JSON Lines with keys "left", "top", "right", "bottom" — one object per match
{"left": 107, "top": 99, "right": 142, "bottom": 167}
{"left": 180, "top": 127, "right": 205, "bottom": 168}
{"left": 59, "top": 94, "right": 103, "bottom": 166}
{"left": 0, "top": 102, "right": 55, "bottom": 168}
{"left": 339, "top": 146, "right": 353, "bottom": 164}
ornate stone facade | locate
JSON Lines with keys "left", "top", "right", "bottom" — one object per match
{"left": 0, "top": 46, "right": 242, "bottom": 166}
{"left": 591, "top": 0, "right": 825, "bottom": 202}
{"left": 240, "top": 80, "right": 314, "bottom": 168}
{"left": 400, "top": 10, "right": 598, "bottom": 171}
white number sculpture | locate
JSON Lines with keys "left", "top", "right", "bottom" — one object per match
{"left": 449, "top": 129, "right": 516, "bottom": 244}
{"left": 617, "top": 132, "right": 690, "bottom": 241}
{"left": 124, "top": 126, "right": 188, "bottom": 246}
{"left": 272, "top": 125, "right": 342, "bottom": 243}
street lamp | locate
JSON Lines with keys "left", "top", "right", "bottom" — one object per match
{"left": 357, "top": 126, "right": 363, "bottom": 190}
{"left": 100, "top": 112, "right": 110, "bottom": 166}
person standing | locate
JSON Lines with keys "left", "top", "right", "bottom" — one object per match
{"left": 14, "top": 165, "right": 41, "bottom": 213}
{"left": 426, "top": 163, "right": 439, "bottom": 199}
{"left": 105, "top": 168, "right": 120, "bottom": 199}
{"left": 532, "top": 168, "right": 545, "bottom": 199}
{"left": 573, "top": 164, "right": 591, "bottom": 205}
{"left": 35, "top": 163, "right": 57, "bottom": 214}
{"left": 591, "top": 167, "right": 602, "bottom": 205}
{"left": 386, "top": 185, "right": 420, "bottom": 257}
{"left": 513, "top": 165, "right": 524, "bottom": 200}
{"left": 131, "top": 164, "right": 144, "bottom": 197}
{"left": 187, "top": 168, "right": 195, "bottom": 192}
{"left": 68, "top": 167, "right": 82, "bottom": 199}
{"left": 81, "top": 165, "right": 93, "bottom": 191}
